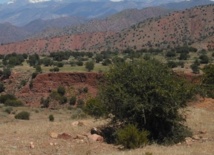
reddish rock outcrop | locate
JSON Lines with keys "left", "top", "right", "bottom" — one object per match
{"left": 16, "top": 72, "right": 103, "bottom": 107}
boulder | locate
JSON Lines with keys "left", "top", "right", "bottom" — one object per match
{"left": 87, "top": 134, "right": 104, "bottom": 142}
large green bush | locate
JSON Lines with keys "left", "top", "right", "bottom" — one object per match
{"left": 99, "top": 59, "right": 194, "bottom": 144}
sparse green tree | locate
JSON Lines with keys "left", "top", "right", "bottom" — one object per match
{"left": 85, "top": 61, "right": 94, "bottom": 72}
{"left": 100, "top": 60, "right": 194, "bottom": 144}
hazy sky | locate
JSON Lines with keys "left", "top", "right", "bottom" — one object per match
{"left": 0, "top": 0, "right": 7, "bottom": 3}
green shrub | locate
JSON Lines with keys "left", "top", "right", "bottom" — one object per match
{"left": 57, "top": 86, "right": 66, "bottom": 96}
{"left": 202, "top": 64, "right": 214, "bottom": 98}
{"left": 167, "top": 61, "right": 178, "bottom": 68}
{"left": 49, "top": 114, "right": 54, "bottom": 122}
{"left": 15, "top": 111, "right": 30, "bottom": 120}
{"left": 57, "top": 62, "right": 64, "bottom": 67}
{"left": 35, "top": 65, "right": 42, "bottom": 73}
{"left": 85, "top": 61, "right": 94, "bottom": 71}
{"left": 83, "top": 87, "right": 88, "bottom": 93}
{"left": 84, "top": 98, "right": 106, "bottom": 117}
{"left": 31, "top": 72, "right": 38, "bottom": 79}
{"left": 76, "top": 61, "right": 83, "bottom": 66}
{"left": 2, "top": 67, "right": 11, "bottom": 79}
{"left": 59, "top": 96, "right": 67, "bottom": 104}
{"left": 69, "top": 96, "right": 76, "bottom": 105}
{"left": 0, "top": 94, "right": 16, "bottom": 103}
{"left": 4, "top": 99, "right": 23, "bottom": 107}
{"left": 116, "top": 124, "right": 149, "bottom": 149}
{"left": 199, "top": 54, "right": 209, "bottom": 64}
{"left": 50, "top": 67, "right": 59, "bottom": 72}
{"left": 29, "top": 80, "right": 33, "bottom": 89}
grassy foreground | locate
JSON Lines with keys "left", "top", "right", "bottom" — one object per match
{"left": 0, "top": 100, "right": 214, "bottom": 155}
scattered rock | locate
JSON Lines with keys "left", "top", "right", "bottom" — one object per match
{"left": 87, "top": 134, "right": 104, "bottom": 142}
{"left": 72, "top": 121, "right": 84, "bottom": 126}
{"left": 49, "top": 142, "right": 57, "bottom": 146}
{"left": 192, "top": 135, "right": 200, "bottom": 140}
{"left": 50, "top": 132, "right": 58, "bottom": 139}
{"left": 30, "top": 142, "right": 35, "bottom": 149}
{"left": 185, "top": 137, "right": 193, "bottom": 146}
{"left": 76, "top": 139, "right": 85, "bottom": 144}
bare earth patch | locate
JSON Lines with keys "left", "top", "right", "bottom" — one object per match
{"left": 0, "top": 98, "right": 214, "bottom": 155}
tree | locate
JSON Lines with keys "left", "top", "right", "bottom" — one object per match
{"left": 202, "top": 64, "right": 214, "bottom": 98}
{"left": 190, "top": 59, "right": 200, "bottom": 74}
{"left": 85, "top": 61, "right": 94, "bottom": 72}
{"left": 199, "top": 54, "right": 209, "bottom": 64}
{"left": 2, "top": 68, "right": 11, "bottom": 79}
{"left": 179, "top": 53, "right": 189, "bottom": 60}
{"left": 28, "top": 54, "right": 40, "bottom": 66}
{"left": 99, "top": 60, "right": 193, "bottom": 144}
{"left": 57, "top": 86, "right": 65, "bottom": 96}
{"left": 0, "top": 82, "right": 5, "bottom": 93}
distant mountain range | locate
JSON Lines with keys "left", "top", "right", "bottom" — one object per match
{"left": 0, "top": 0, "right": 214, "bottom": 26}
{"left": 0, "top": 4, "right": 213, "bottom": 54}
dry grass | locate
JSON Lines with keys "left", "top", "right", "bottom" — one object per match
{"left": 0, "top": 100, "right": 214, "bottom": 155}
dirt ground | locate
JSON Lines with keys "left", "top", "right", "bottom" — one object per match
{"left": 0, "top": 98, "right": 214, "bottom": 155}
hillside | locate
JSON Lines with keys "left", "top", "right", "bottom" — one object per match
{"left": 23, "top": 16, "right": 86, "bottom": 34}
{"left": 0, "top": 5, "right": 214, "bottom": 54}
{"left": 35, "top": 7, "right": 170, "bottom": 38}
{"left": 0, "top": 32, "right": 114, "bottom": 54}
{"left": 0, "top": 16, "right": 87, "bottom": 44}
{"left": 92, "top": 4, "right": 214, "bottom": 51}
{"left": 0, "top": 23, "right": 30, "bottom": 45}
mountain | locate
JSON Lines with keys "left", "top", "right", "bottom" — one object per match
{"left": 92, "top": 4, "right": 214, "bottom": 51}
{"left": 1, "top": 0, "right": 213, "bottom": 26}
{"left": 0, "top": 4, "right": 214, "bottom": 54}
{"left": 0, "top": 23, "right": 30, "bottom": 45}
{"left": 0, "top": 16, "right": 86, "bottom": 44}
{"left": 35, "top": 7, "right": 170, "bottom": 38}
{"left": 162, "top": 0, "right": 214, "bottom": 10}
{"left": 23, "top": 16, "right": 86, "bottom": 34}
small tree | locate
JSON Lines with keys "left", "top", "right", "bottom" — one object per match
{"left": 202, "top": 64, "right": 214, "bottom": 98}
{"left": 199, "top": 54, "right": 209, "bottom": 64}
{"left": 2, "top": 67, "right": 11, "bottom": 79}
{"left": 100, "top": 60, "right": 194, "bottom": 144}
{"left": 57, "top": 86, "right": 66, "bottom": 96}
{"left": 85, "top": 61, "right": 94, "bottom": 72}
{"left": 69, "top": 96, "right": 76, "bottom": 105}
{"left": 0, "top": 82, "right": 5, "bottom": 93}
